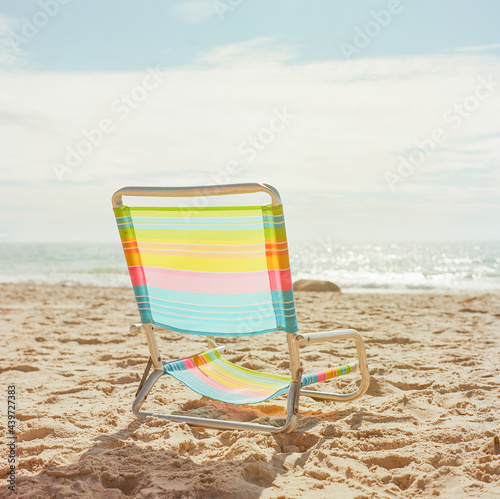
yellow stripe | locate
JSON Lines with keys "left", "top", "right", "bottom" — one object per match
{"left": 139, "top": 249, "right": 267, "bottom": 257}
{"left": 198, "top": 360, "right": 290, "bottom": 392}
{"left": 209, "top": 351, "right": 291, "bottom": 382}
{"left": 199, "top": 365, "right": 275, "bottom": 394}
{"left": 140, "top": 253, "right": 268, "bottom": 272}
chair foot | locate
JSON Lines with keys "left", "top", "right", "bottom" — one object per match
{"left": 132, "top": 369, "right": 164, "bottom": 415}
{"left": 299, "top": 387, "right": 366, "bottom": 402}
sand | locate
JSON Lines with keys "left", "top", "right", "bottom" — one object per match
{"left": 0, "top": 283, "right": 499, "bottom": 498}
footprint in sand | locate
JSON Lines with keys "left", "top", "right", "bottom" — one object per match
{"left": 386, "top": 379, "right": 434, "bottom": 391}
{"left": 362, "top": 454, "right": 414, "bottom": 470}
{"left": 109, "top": 375, "right": 139, "bottom": 385}
{"left": 18, "top": 427, "right": 54, "bottom": 441}
{"left": 241, "top": 462, "right": 276, "bottom": 487}
{"left": 100, "top": 472, "right": 141, "bottom": 496}
{"left": 366, "top": 376, "right": 399, "bottom": 397}
{"left": 0, "top": 365, "right": 40, "bottom": 374}
{"left": 459, "top": 308, "right": 488, "bottom": 314}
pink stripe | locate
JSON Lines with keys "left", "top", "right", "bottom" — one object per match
{"left": 182, "top": 358, "right": 271, "bottom": 398}
{"left": 182, "top": 357, "right": 198, "bottom": 370}
{"left": 129, "top": 266, "right": 292, "bottom": 294}
{"left": 129, "top": 266, "right": 147, "bottom": 286}
{"left": 316, "top": 371, "right": 327, "bottom": 382}
{"left": 268, "top": 269, "right": 293, "bottom": 292}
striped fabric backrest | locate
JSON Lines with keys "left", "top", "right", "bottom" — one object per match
{"left": 114, "top": 203, "right": 298, "bottom": 337}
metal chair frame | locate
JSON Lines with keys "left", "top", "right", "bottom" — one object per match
{"left": 113, "top": 183, "right": 370, "bottom": 433}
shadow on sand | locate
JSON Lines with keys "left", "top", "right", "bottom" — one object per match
{"left": 2, "top": 408, "right": 324, "bottom": 499}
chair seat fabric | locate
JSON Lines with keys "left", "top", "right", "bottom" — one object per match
{"left": 163, "top": 349, "right": 352, "bottom": 405}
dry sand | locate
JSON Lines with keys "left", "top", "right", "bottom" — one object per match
{"left": 0, "top": 283, "right": 499, "bottom": 498}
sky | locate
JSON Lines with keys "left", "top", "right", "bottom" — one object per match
{"left": 0, "top": 0, "right": 499, "bottom": 242}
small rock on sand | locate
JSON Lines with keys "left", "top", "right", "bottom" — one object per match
{"left": 292, "top": 279, "right": 341, "bottom": 292}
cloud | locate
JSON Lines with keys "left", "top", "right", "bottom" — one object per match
{"left": 0, "top": 13, "right": 18, "bottom": 36}
{"left": 169, "top": 0, "right": 218, "bottom": 25}
{"left": 1, "top": 38, "right": 500, "bottom": 241}
{"left": 197, "top": 36, "right": 297, "bottom": 67}
{"left": 447, "top": 44, "right": 500, "bottom": 54}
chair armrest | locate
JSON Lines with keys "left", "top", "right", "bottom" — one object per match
{"left": 130, "top": 324, "right": 144, "bottom": 334}
{"left": 293, "top": 328, "right": 370, "bottom": 402}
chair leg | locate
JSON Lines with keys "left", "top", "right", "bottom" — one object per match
{"left": 135, "top": 357, "right": 153, "bottom": 397}
{"left": 132, "top": 368, "right": 164, "bottom": 414}
{"left": 294, "top": 329, "right": 370, "bottom": 403}
{"left": 132, "top": 369, "right": 302, "bottom": 434}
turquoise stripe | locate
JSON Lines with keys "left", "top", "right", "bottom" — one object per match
{"left": 262, "top": 214, "right": 284, "bottom": 222}
{"left": 132, "top": 286, "right": 297, "bottom": 335}
{"left": 146, "top": 303, "right": 275, "bottom": 320}
{"left": 271, "top": 290, "right": 298, "bottom": 332}
{"left": 116, "top": 216, "right": 133, "bottom": 223}
{"left": 136, "top": 285, "right": 278, "bottom": 307}
{"left": 148, "top": 308, "right": 277, "bottom": 333}
{"left": 301, "top": 373, "right": 319, "bottom": 387}
{"left": 144, "top": 294, "right": 296, "bottom": 317}
{"left": 144, "top": 303, "right": 295, "bottom": 322}
{"left": 152, "top": 320, "right": 281, "bottom": 337}
{"left": 147, "top": 298, "right": 275, "bottom": 316}
{"left": 135, "top": 299, "right": 152, "bottom": 323}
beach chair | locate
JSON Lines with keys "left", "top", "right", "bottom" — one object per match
{"left": 112, "top": 183, "right": 369, "bottom": 433}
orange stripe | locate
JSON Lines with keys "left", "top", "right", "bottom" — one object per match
{"left": 123, "top": 248, "right": 142, "bottom": 267}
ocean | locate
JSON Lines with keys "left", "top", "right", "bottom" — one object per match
{"left": 0, "top": 241, "right": 499, "bottom": 293}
